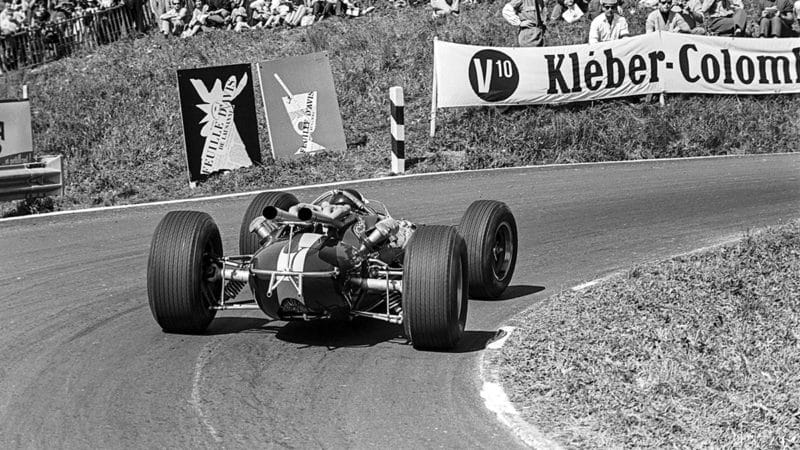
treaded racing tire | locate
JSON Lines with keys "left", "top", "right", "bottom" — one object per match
{"left": 238, "top": 191, "right": 299, "bottom": 255}
{"left": 458, "top": 200, "right": 517, "bottom": 299}
{"left": 147, "top": 211, "right": 222, "bottom": 333}
{"left": 402, "top": 225, "right": 468, "bottom": 350}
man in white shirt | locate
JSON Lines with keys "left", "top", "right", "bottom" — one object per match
{"left": 645, "top": 0, "right": 691, "bottom": 32}
{"left": 588, "top": 0, "right": 630, "bottom": 43}
{"left": 502, "top": 0, "right": 547, "bottom": 46}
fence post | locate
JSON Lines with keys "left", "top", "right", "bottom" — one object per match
{"left": 430, "top": 36, "right": 438, "bottom": 137}
{"left": 390, "top": 86, "right": 405, "bottom": 174}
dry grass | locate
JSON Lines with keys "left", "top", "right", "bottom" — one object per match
{"left": 488, "top": 220, "right": 800, "bottom": 448}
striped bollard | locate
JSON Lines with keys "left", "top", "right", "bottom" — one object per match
{"left": 390, "top": 86, "right": 405, "bottom": 174}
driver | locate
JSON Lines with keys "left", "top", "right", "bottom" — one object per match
{"left": 317, "top": 189, "right": 414, "bottom": 263}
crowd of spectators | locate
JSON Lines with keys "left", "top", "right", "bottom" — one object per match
{"left": 0, "top": 0, "right": 136, "bottom": 36}
{"left": 152, "top": 0, "right": 375, "bottom": 37}
{"left": 492, "top": 0, "right": 800, "bottom": 47}
{"left": 1, "top": 0, "right": 146, "bottom": 71}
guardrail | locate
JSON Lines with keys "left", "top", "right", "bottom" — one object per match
{"left": 0, "top": 155, "right": 64, "bottom": 202}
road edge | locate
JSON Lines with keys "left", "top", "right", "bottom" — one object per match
{"left": 2, "top": 153, "right": 789, "bottom": 224}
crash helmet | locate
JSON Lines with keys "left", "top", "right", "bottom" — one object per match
{"left": 329, "top": 189, "right": 365, "bottom": 211}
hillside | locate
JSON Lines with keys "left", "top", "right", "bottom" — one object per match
{"left": 4, "top": 0, "right": 798, "bottom": 215}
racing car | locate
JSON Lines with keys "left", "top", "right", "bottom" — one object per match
{"left": 147, "top": 189, "right": 517, "bottom": 350}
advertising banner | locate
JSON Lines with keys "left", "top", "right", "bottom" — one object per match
{"left": 0, "top": 100, "right": 34, "bottom": 165}
{"left": 434, "top": 34, "right": 800, "bottom": 107}
{"left": 177, "top": 63, "right": 261, "bottom": 184}
{"left": 257, "top": 52, "right": 347, "bottom": 159}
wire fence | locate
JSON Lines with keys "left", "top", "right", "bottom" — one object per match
{"left": 0, "top": 3, "right": 154, "bottom": 73}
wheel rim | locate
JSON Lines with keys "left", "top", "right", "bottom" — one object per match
{"left": 200, "top": 240, "right": 221, "bottom": 308}
{"left": 491, "top": 222, "right": 514, "bottom": 282}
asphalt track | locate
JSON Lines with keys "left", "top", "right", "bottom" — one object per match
{"left": 0, "top": 154, "right": 798, "bottom": 449}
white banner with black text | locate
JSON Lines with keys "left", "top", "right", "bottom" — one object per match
{"left": 434, "top": 33, "right": 800, "bottom": 107}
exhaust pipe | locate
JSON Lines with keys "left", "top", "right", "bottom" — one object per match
{"left": 297, "top": 206, "right": 345, "bottom": 229}
{"left": 263, "top": 206, "right": 302, "bottom": 222}
{"left": 263, "top": 205, "right": 345, "bottom": 229}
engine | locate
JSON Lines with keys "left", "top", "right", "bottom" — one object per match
{"left": 247, "top": 202, "right": 414, "bottom": 321}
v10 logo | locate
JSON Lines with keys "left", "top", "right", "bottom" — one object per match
{"left": 468, "top": 50, "right": 519, "bottom": 102}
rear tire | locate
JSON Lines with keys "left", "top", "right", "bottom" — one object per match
{"left": 147, "top": 211, "right": 222, "bottom": 333}
{"left": 459, "top": 200, "right": 518, "bottom": 299}
{"left": 239, "top": 191, "right": 298, "bottom": 255}
{"left": 402, "top": 225, "right": 468, "bottom": 350}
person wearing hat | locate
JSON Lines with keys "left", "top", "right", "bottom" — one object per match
{"left": 502, "top": 0, "right": 547, "bottom": 47}
{"left": 588, "top": 0, "right": 630, "bottom": 43}
{"left": 645, "top": 0, "right": 692, "bottom": 32}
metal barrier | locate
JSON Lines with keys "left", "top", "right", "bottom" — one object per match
{"left": 0, "top": 154, "right": 64, "bottom": 202}
{"left": 0, "top": 3, "right": 154, "bottom": 73}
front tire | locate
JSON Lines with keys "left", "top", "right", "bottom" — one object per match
{"left": 147, "top": 211, "right": 222, "bottom": 333}
{"left": 459, "top": 200, "right": 518, "bottom": 299}
{"left": 402, "top": 225, "right": 468, "bottom": 350}
{"left": 239, "top": 191, "right": 298, "bottom": 255}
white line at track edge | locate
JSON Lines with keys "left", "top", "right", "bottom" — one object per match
{"left": 190, "top": 342, "right": 223, "bottom": 443}
{"left": 1, "top": 153, "right": 790, "bottom": 223}
{"left": 480, "top": 327, "right": 563, "bottom": 449}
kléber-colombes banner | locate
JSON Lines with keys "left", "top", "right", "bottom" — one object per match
{"left": 433, "top": 33, "right": 800, "bottom": 107}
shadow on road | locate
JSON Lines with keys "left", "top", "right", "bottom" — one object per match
{"left": 275, "top": 318, "right": 406, "bottom": 349}
{"left": 471, "top": 284, "right": 545, "bottom": 302}
{"left": 204, "top": 317, "right": 501, "bottom": 354}
{"left": 450, "top": 330, "right": 503, "bottom": 353}
{"left": 205, "top": 317, "right": 281, "bottom": 335}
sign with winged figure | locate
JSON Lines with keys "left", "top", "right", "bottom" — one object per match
{"left": 177, "top": 64, "right": 262, "bottom": 184}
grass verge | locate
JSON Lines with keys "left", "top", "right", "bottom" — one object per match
{"left": 1, "top": 0, "right": 798, "bottom": 217}
{"left": 486, "top": 219, "right": 800, "bottom": 448}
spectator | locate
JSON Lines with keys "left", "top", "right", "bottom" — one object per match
{"left": 150, "top": 0, "right": 170, "bottom": 34}
{"left": 30, "top": 2, "right": 50, "bottom": 26}
{"left": 181, "top": 0, "right": 207, "bottom": 36}
{"left": 0, "top": 7, "right": 21, "bottom": 34}
{"left": 283, "top": 0, "right": 310, "bottom": 25}
{"left": 9, "top": 0, "right": 29, "bottom": 24}
{"left": 314, "top": 0, "right": 343, "bottom": 19}
{"left": 587, "top": 0, "right": 623, "bottom": 19}
{"left": 588, "top": 0, "right": 629, "bottom": 42}
{"left": 125, "top": 0, "right": 146, "bottom": 33}
{"left": 341, "top": 0, "right": 367, "bottom": 16}
{"left": 159, "top": 0, "right": 188, "bottom": 36}
{"left": 549, "top": 0, "right": 586, "bottom": 22}
{"left": 231, "top": 6, "right": 250, "bottom": 28}
{"left": 226, "top": 0, "right": 250, "bottom": 27}
{"left": 701, "top": 0, "right": 747, "bottom": 35}
{"left": 249, "top": 0, "right": 270, "bottom": 25}
{"left": 502, "top": 0, "right": 547, "bottom": 47}
{"left": 645, "top": 0, "right": 691, "bottom": 31}
{"left": 796, "top": 0, "right": 800, "bottom": 28}
{"left": 757, "top": 0, "right": 793, "bottom": 36}
{"left": 794, "top": 0, "right": 800, "bottom": 26}
{"left": 204, "top": 0, "right": 230, "bottom": 27}
{"left": 264, "top": 0, "right": 291, "bottom": 27}
{"left": 674, "top": 0, "right": 705, "bottom": 32}
{"left": 343, "top": 0, "right": 372, "bottom": 16}
{"left": 431, "top": 0, "right": 458, "bottom": 18}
